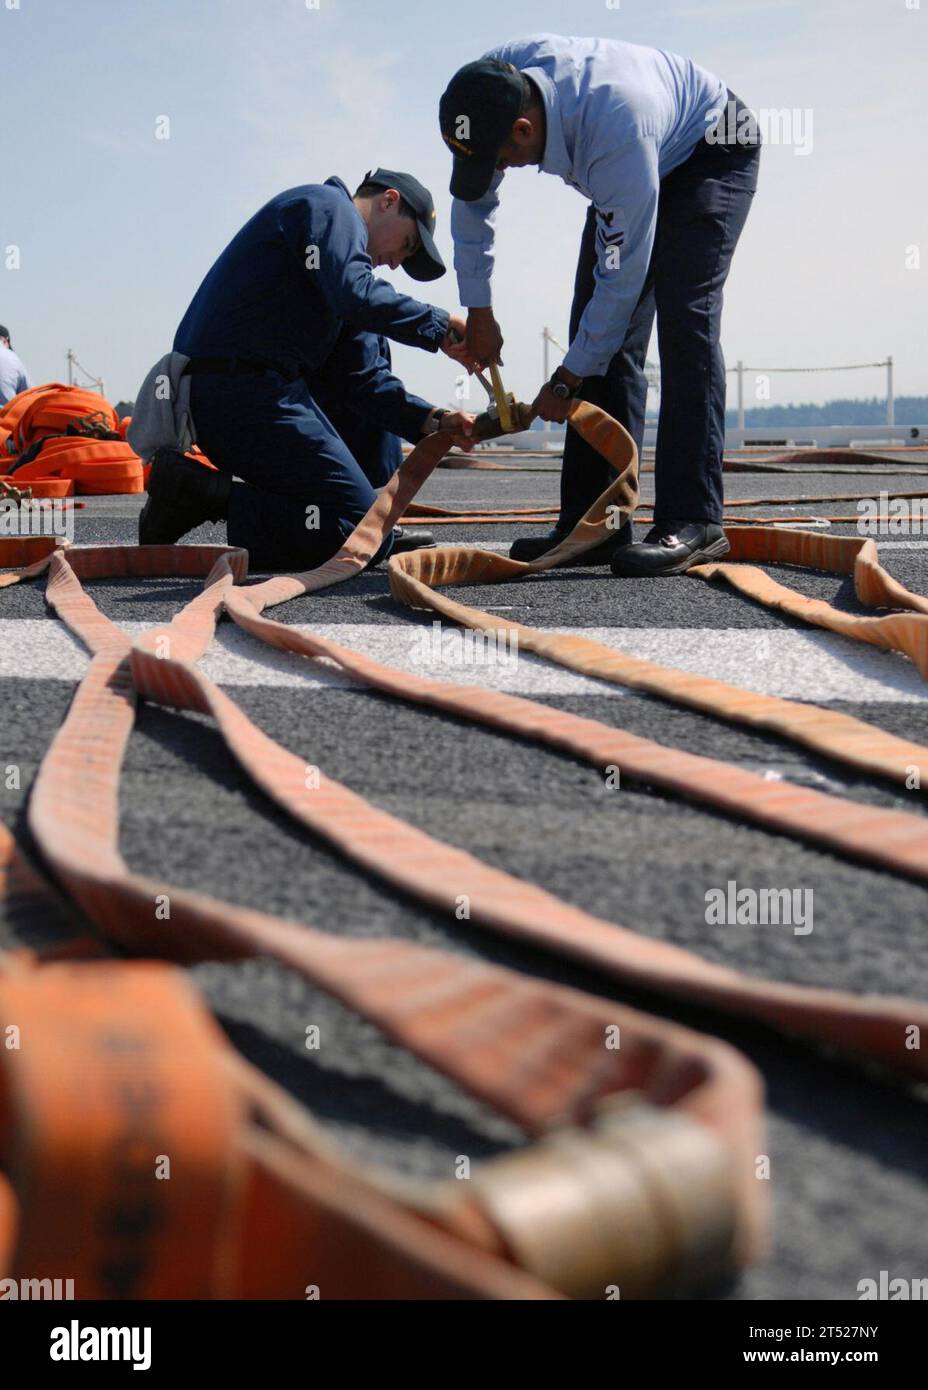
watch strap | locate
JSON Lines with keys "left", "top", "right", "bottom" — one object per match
{"left": 548, "top": 370, "right": 582, "bottom": 400}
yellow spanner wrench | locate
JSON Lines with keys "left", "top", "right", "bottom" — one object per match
{"left": 449, "top": 325, "right": 517, "bottom": 432}
{"left": 475, "top": 363, "right": 516, "bottom": 433}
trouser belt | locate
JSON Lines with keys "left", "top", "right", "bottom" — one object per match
{"left": 184, "top": 355, "right": 281, "bottom": 377}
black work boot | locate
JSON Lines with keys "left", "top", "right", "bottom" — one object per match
{"left": 368, "top": 526, "right": 437, "bottom": 569}
{"left": 391, "top": 526, "right": 436, "bottom": 555}
{"left": 610, "top": 521, "right": 729, "bottom": 577}
{"left": 138, "top": 448, "right": 232, "bottom": 546}
{"left": 509, "top": 520, "right": 632, "bottom": 567}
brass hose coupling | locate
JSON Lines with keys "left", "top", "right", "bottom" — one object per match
{"left": 439, "top": 1098, "right": 739, "bottom": 1300}
{"left": 471, "top": 362, "right": 527, "bottom": 440}
{"left": 473, "top": 399, "right": 533, "bottom": 442}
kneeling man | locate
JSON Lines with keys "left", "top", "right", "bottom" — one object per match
{"left": 139, "top": 169, "right": 475, "bottom": 570}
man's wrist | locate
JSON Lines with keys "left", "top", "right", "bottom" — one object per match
{"left": 548, "top": 367, "right": 584, "bottom": 400}
{"left": 422, "top": 408, "right": 448, "bottom": 435}
{"left": 432, "top": 308, "right": 451, "bottom": 349}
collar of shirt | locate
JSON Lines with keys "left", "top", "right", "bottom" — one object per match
{"left": 524, "top": 65, "right": 572, "bottom": 181}
{"left": 322, "top": 175, "right": 366, "bottom": 226}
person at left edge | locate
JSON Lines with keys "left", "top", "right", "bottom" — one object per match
{"left": 138, "top": 170, "right": 477, "bottom": 569}
{"left": 0, "top": 324, "right": 32, "bottom": 407}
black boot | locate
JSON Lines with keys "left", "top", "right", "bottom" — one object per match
{"left": 138, "top": 448, "right": 232, "bottom": 546}
{"left": 367, "top": 526, "right": 437, "bottom": 569}
{"left": 610, "top": 521, "right": 729, "bottom": 577}
{"left": 391, "top": 526, "right": 436, "bottom": 555}
{"left": 509, "top": 520, "right": 632, "bottom": 567}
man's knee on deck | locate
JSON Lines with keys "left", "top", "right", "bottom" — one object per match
{"left": 227, "top": 474, "right": 380, "bottom": 572}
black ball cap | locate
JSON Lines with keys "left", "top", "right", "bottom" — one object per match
{"left": 0, "top": 325, "right": 9, "bottom": 341}
{"left": 362, "top": 168, "right": 445, "bottom": 282}
{"left": 439, "top": 58, "right": 524, "bottom": 201}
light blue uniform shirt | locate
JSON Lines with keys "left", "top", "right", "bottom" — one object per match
{"left": 451, "top": 34, "right": 726, "bottom": 378}
{"left": 0, "top": 344, "right": 31, "bottom": 407}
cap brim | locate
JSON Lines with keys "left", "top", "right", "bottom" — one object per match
{"left": 403, "top": 219, "right": 446, "bottom": 282}
{"left": 449, "top": 154, "right": 497, "bottom": 202}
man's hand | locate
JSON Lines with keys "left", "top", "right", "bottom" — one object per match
{"left": 422, "top": 408, "right": 477, "bottom": 451}
{"left": 440, "top": 409, "right": 477, "bottom": 451}
{"left": 465, "top": 307, "right": 504, "bottom": 369}
{"left": 532, "top": 365, "right": 582, "bottom": 423}
{"left": 532, "top": 383, "right": 573, "bottom": 423}
{"left": 440, "top": 315, "right": 479, "bottom": 371}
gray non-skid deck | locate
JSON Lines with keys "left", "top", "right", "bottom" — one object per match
{"left": 2, "top": 458, "right": 927, "bottom": 1300}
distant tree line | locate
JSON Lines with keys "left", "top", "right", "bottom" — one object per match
{"left": 722, "top": 395, "right": 927, "bottom": 427}
{"left": 532, "top": 395, "right": 927, "bottom": 431}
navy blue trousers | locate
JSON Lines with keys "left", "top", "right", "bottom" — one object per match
{"left": 188, "top": 364, "right": 402, "bottom": 572}
{"left": 561, "top": 105, "right": 761, "bottom": 528}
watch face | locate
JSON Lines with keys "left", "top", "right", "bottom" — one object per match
{"left": 552, "top": 381, "right": 570, "bottom": 398}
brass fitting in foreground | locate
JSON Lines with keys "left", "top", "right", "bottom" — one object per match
{"left": 441, "top": 1099, "right": 739, "bottom": 1300}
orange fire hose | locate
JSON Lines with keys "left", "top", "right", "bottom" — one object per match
{"left": 1, "top": 399, "right": 926, "bottom": 1299}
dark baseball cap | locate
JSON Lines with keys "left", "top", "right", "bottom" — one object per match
{"left": 0, "top": 325, "right": 9, "bottom": 341}
{"left": 361, "top": 168, "right": 445, "bottom": 281}
{"left": 439, "top": 58, "right": 525, "bottom": 201}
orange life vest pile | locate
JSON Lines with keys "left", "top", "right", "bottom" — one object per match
{"left": 0, "top": 383, "right": 141, "bottom": 498}
{"left": 0, "top": 383, "right": 213, "bottom": 498}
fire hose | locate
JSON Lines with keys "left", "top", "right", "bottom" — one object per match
{"left": 1, "top": 397, "right": 926, "bottom": 1299}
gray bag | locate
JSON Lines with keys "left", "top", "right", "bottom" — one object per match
{"left": 127, "top": 352, "right": 195, "bottom": 462}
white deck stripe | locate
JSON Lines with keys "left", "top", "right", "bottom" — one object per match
{"left": 1, "top": 620, "right": 925, "bottom": 702}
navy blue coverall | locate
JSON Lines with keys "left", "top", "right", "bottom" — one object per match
{"left": 173, "top": 177, "right": 450, "bottom": 570}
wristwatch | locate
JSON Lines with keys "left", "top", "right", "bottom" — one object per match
{"left": 425, "top": 408, "right": 448, "bottom": 434}
{"left": 548, "top": 369, "right": 583, "bottom": 400}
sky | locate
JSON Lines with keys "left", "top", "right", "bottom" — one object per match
{"left": 2, "top": 0, "right": 926, "bottom": 415}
